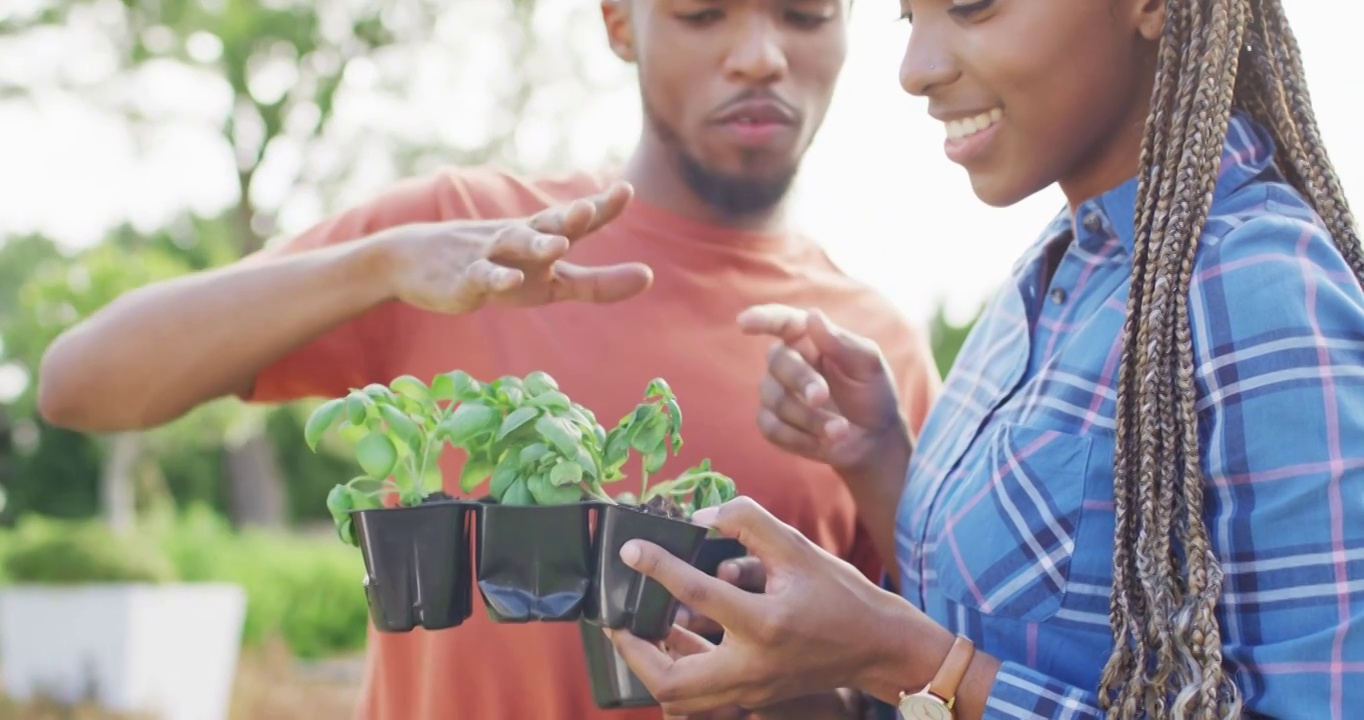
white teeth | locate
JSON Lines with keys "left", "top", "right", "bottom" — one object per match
{"left": 945, "top": 108, "right": 1003, "bottom": 140}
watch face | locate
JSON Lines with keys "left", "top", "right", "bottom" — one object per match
{"left": 898, "top": 694, "right": 953, "bottom": 720}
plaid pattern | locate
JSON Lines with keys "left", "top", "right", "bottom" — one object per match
{"left": 893, "top": 113, "right": 1364, "bottom": 719}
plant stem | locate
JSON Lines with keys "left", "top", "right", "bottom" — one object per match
{"left": 583, "top": 483, "right": 616, "bottom": 504}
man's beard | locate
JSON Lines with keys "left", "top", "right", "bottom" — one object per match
{"left": 646, "top": 102, "right": 799, "bottom": 219}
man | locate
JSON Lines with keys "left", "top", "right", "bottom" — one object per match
{"left": 36, "top": 0, "right": 939, "bottom": 717}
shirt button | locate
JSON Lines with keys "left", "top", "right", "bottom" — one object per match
{"left": 1051, "top": 288, "right": 1068, "bottom": 304}
{"left": 1083, "top": 213, "right": 1103, "bottom": 233}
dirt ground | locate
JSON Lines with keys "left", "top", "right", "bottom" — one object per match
{"left": 0, "top": 640, "right": 363, "bottom": 719}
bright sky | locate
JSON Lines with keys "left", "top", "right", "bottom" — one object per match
{"left": 0, "top": 1, "right": 1359, "bottom": 336}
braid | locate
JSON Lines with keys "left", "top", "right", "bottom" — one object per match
{"left": 1100, "top": 0, "right": 1361, "bottom": 717}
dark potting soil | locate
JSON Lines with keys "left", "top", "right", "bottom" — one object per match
{"left": 421, "top": 491, "right": 456, "bottom": 504}
{"left": 638, "top": 495, "right": 687, "bottom": 521}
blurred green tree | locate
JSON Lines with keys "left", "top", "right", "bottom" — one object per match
{"left": 0, "top": 0, "right": 631, "bottom": 527}
{"left": 926, "top": 300, "right": 984, "bottom": 378}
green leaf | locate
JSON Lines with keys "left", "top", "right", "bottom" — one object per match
{"left": 524, "top": 370, "right": 559, "bottom": 395}
{"left": 459, "top": 452, "right": 496, "bottom": 493}
{"left": 338, "top": 516, "right": 358, "bottom": 547}
{"left": 434, "top": 370, "right": 481, "bottom": 401}
{"left": 378, "top": 404, "right": 421, "bottom": 448}
{"left": 430, "top": 373, "right": 455, "bottom": 401}
{"left": 345, "top": 393, "right": 370, "bottom": 425}
{"left": 502, "top": 478, "right": 533, "bottom": 505}
{"left": 338, "top": 421, "right": 367, "bottom": 445}
{"left": 605, "top": 431, "right": 631, "bottom": 468}
{"left": 534, "top": 415, "right": 581, "bottom": 457}
{"left": 490, "top": 453, "right": 519, "bottom": 500}
{"left": 631, "top": 413, "right": 667, "bottom": 453}
{"left": 529, "top": 472, "right": 580, "bottom": 504}
{"left": 527, "top": 390, "right": 571, "bottom": 411}
{"left": 355, "top": 433, "right": 398, "bottom": 479}
{"left": 390, "top": 375, "right": 432, "bottom": 403}
{"left": 326, "top": 484, "right": 354, "bottom": 522}
{"left": 519, "top": 442, "right": 551, "bottom": 467}
{"left": 499, "top": 386, "right": 525, "bottom": 406}
{"left": 496, "top": 406, "right": 540, "bottom": 441}
{"left": 667, "top": 399, "right": 683, "bottom": 433}
{"left": 575, "top": 446, "right": 598, "bottom": 480}
{"left": 362, "top": 383, "right": 395, "bottom": 402}
{"left": 646, "top": 377, "right": 672, "bottom": 398}
{"left": 440, "top": 402, "right": 497, "bottom": 446}
{"left": 304, "top": 398, "right": 344, "bottom": 451}
{"left": 644, "top": 446, "right": 667, "bottom": 474}
{"left": 326, "top": 484, "right": 361, "bottom": 547}
{"left": 696, "top": 484, "right": 717, "bottom": 510}
{"left": 549, "top": 460, "right": 583, "bottom": 487}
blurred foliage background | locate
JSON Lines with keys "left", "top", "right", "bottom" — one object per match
{"left": 0, "top": 0, "right": 979, "bottom": 674}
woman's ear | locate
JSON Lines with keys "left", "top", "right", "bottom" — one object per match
{"left": 1132, "top": 0, "right": 1166, "bottom": 42}
{"left": 601, "top": 0, "right": 638, "bottom": 63}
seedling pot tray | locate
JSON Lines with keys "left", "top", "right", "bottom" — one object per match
{"left": 353, "top": 500, "right": 474, "bottom": 633}
{"left": 580, "top": 536, "right": 748, "bottom": 709}
{"left": 584, "top": 503, "right": 708, "bottom": 641}
{"left": 474, "top": 501, "right": 595, "bottom": 622}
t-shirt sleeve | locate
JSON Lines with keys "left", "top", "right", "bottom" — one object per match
{"left": 242, "top": 172, "right": 475, "bottom": 404}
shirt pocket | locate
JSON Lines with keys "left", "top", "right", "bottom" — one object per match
{"left": 932, "top": 421, "right": 1113, "bottom": 624}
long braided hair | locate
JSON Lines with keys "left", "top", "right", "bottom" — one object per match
{"left": 1097, "top": 0, "right": 1362, "bottom": 717}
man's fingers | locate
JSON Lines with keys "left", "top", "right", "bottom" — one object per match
{"left": 620, "top": 540, "right": 761, "bottom": 631}
{"left": 577, "top": 181, "right": 634, "bottom": 235}
{"left": 805, "top": 308, "right": 886, "bottom": 378}
{"left": 486, "top": 223, "right": 568, "bottom": 266}
{"left": 737, "top": 304, "right": 808, "bottom": 344}
{"left": 765, "top": 344, "right": 829, "bottom": 406}
{"left": 448, "top": 259, "right": 523, "bottom": 309}
{"left": 756, "top": 408, "right": 822, "bottom": 457}
{"left": 551, "top": 261, "right": 653, "bottom": 303}
{"left": 716, "top": 556, "right": 765, "bottom": 592}
{"left": 529, "top": 181, "right": 634, "bottom": 238}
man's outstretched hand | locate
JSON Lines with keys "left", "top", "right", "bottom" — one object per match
{"left": 376, "top": 180, "right": 653, "bottom": 314}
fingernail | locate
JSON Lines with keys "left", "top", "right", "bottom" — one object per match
{"left": 717, "top": 562, "right": 738, "bottom": 582}
{"left": 804, "top": 383, "right": 822, "bottom": 401}
{"left": 825, "top": 417, "right": 849, "bottom": 437}
{"left": 620, "top": 540, "right": 641, "bottom": 566}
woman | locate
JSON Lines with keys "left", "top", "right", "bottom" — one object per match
{"left": 607, "top": 0, "right": 1364, "bottom": 718}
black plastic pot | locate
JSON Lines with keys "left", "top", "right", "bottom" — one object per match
{"left": 690, "top": 537, "right": 748, "bottom": 645}
{"left": 353, "top": 499, "right": 474, "bottom": 633}
{"left": 579, "top": 620, "right": 657, "bottom": 710}
{"left": 474, "top": 501, "right": 595, "bottom": 622}
{"left": 581, "top": 536, "right": 749, "bottom": 709}
{"left": 584, "top": 503, "right": 708, "bottom": 640}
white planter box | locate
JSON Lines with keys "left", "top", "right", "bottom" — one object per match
{"left": 0, "top": 583, "right": 247, "bottom": 720}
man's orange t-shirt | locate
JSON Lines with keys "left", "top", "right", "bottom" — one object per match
{"left": 247, "top": 165, "right": 940, "bottom": 720}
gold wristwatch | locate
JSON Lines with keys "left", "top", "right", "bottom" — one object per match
{"left": 897, "top": 635, "right": 975, "bottom": 719}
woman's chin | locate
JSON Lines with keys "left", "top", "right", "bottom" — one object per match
{"left": 966, "top": 172, "right": 1041, "bottom": 209}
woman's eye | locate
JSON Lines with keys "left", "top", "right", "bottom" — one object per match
{"left": 948, "top": 0, "right": 996, "bottom": 19}
{"left": 678, "top": 9, "right": 723, "bottom": 25}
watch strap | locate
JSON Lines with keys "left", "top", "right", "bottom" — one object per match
{"left": 927, "top": 635, "right": 975, "bottom": 705}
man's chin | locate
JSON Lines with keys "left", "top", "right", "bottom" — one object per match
{"left": 679, "top": 156, "right": 799, "bottom": 217}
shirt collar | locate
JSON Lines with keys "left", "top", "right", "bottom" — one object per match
{"left": 1066, "top": 110, "right": 1280, "bottom": 256}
